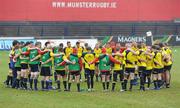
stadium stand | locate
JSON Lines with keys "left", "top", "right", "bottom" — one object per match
{"left": 0, "top": 22, "right": 179, "bottom": 37}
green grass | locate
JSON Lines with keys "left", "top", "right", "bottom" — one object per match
{"left": 0, "top": 47, "right": 180, "bottom": 108}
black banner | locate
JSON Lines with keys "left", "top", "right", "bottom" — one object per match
{"left": 111, "top": 35, "right": 146, "bottom": 45}
{"left": 101, "top": 35, "right": 180, "bottom": 46}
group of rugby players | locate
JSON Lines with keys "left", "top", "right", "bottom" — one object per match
{"left": 4, "top": 39, "right": 173, "bottom": 92}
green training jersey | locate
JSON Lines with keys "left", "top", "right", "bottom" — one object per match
{"left": 29, "top": 49, "right": 40, "bottom": 65}
{"left": 54, "top": 53, "right": 67, "bottom": 70}
{"left": 68, "top": 54, "right": 80, "bottom": 71}
{"left": 20, "top": 47, "right": 29, "bottom": 64}
{"left": 41, "top": 51, "right": 52, "bottom": 67}
{"left": 99, "top": 54, "right": 111, "bottom": 71}
{"left": 53, "top": 47, "right": 59, "bottom": 54}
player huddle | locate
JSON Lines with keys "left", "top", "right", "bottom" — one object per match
{"left": 4, "top": 40, "right": 173, "bottom": 92}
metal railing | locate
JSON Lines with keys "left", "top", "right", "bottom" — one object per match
{"left": 0, "top": 22, "right": 180, "bottom": 36}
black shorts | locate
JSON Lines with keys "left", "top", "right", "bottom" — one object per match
{"left": 40, "top": 67, "right": 52, "bottom": 76}
{"left": 30, "top": 64, "right": 39, "bottom": 72}
{"left": 164, "top": 65, "right": 172, "bottom": 71}
{"left": 113, "top": 70, "right": 124, "bottom": 75}
{"left": 56, "top": 70, "right": 66, "bottom": 76}
{"left": 70, "top": 71, "right": 80, "bottom": 76}
{"left": 146, "top": 70, "right": 152, "bottom": 75}
{"left": 15, "top": 67, "right": 21, "bottom": 71}
{"left": 85, "top": 69, "right": 95, "bottom": 76}
{"left": 125, "top": 68, "right": 135, "bottom": 74}
{"left": 153, "top": 68, "right": 164, "bottom": 74}
{"left": 101, "top": 71, "right": 111, "bottom": 75}
{"left": 21, "top": 63, "right": 28, "bottom": 69}
{"left": 113, "top": 70, "right": 124, "bottom": 81}
{"left": 138, "top": 66, "right": 146, "bottom": 73}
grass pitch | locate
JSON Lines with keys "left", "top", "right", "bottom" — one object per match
{"left": 0, "top": 47, "right": 180, "bottom": 108}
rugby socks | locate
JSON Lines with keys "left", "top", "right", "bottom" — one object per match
{"left": 45, "top": 81, "right": 49, "bottom": 90}
{"left": 153, "top": 80, "right": 158, "bottom": 89}
{"left": 111, "top": 81, "right": 125, "bottom": 91}
{"left": 34, "top": 79, "right": 38, "bottom": 90}
{"left": 10, "top": 76, "right": 13, "bottom": 86}
{"left": 147, "top": 77, "right": 151, "bottom": 88}
{"left": 28, "top": 74, "right": 31, "bottom": 82}
{"left": 16, "top": 79, "right": 20, "bottom": 89}
{"left": 41, "top": 80, "right": 45, "bottom": 89}
{"left": 123, "top": 80, "right": 127, "bottom": 91}
{"left": 96, "top": 75, "right": 99, "bottom": 82}
{"left": 29, "top": 78, "right": 33, "bottom": 89}
{"left": 72, "top": 75, "right": 75, "bottom": 81}
{"left": 130, "top": 80, "right": 133, "bottom": 90}
{"left": 106, "top": 82, "right": 109, "bottom": 90}
{"left": 121, "top": 81, "right": 124, "bottom": 90}
{"left": 23, "top": 78, "right": 28, "bottom": 90}
{"left": 166, "top": 83, "right": 170, "bottom": 88}
{"left": 110, "top": 75, "right": 112, "bottom": 81}
{"left": 68, "top": 83, "right": 71, "bottom": 91}
{"left": 84, "top": 73, "right": 87, "bottom": 82}
{"left": 134, "top": 74, "right": 138, "bottom": 85}
{"left": 87, "top": 81, "right": 90, "bottom": 89}
{"left": 86, "top": 74, "right": 94, "bottom": 89}
{"left": 112, "top": 83, "right": 116, "bottom": 91}
{"left": 91, "top": 76, "right": 94, "bottom": 89}
{"left": 20, "top": 77, "right": 24, "bottom": 88}
{"left": 49, "top": 80, "right": 53, "bottom": 88}
{"left": 102, "top": 82, "right": 106, "bottom": 90}
{"left": 158, "top": 80, "right": 162, "bottom": 88}
{"left": 77, "top": 83, "right": 80, "bottom": 92}
{"left": 87, "top": 76, "right": 90, "bottom": 89}
{"left": 6, "top": 75, "right": 11, "bottom": 85}
{"left": 140, "top": 77, "right": 145, "bottom": 90}
{"left": 63, "top": 81, "right": 67, "bottom": 90}
{"left": 57, "top": 80, "right": 60, "bottom": 90}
